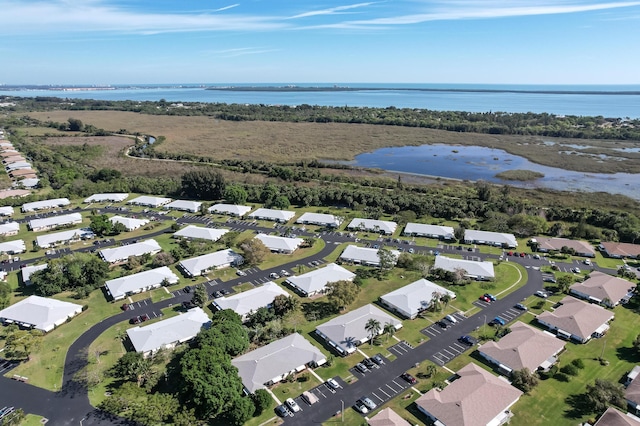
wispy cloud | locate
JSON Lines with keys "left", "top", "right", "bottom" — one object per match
{"left": 204, "top": 47, "right": 280, "bottom": 57}
{"left": 288, "top": 2, "right": 377, "bottom": 19}
{"left": 213, "top": 4, "right": 240, "bottom": 12}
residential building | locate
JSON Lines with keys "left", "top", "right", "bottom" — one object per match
{"left": 232, "top": 333, "right": 326, "bottom": 393}
{"left": 179, "top": 249, "right": 243, "bottom": 277}
{"left": 0, "top": 221, "right": 20, "bottom": 236}
{"left": 21, "top": 264, "right": 48, "bottom": 285}
{"left": 0, "top": 206, "right": 14, "bottom": 216}
{"left": 535, "top": 237, "right": 596, "bottom": 257}
{"left": 247, "top": 208, "right": 295, "bottom": 223}
{"left": 19, "top": 178, "right": 39, "bottom": 188}
{"left": 36, "top": 229, "right": 94, "bottom": 249}
{"left": 380, "top": 279, "right": 456, "bottom": 319}
{"left": 403, "top": 223, "right": 455, "bottom": 240}
{"left": 0, "top": 295, "right": 83, "bottom": 333}
{"left": 569, "top": 271, "right": 635, "bottom": 307}
{"left": 165, "top": 199, "right": 202, "bottom": 213}
{"left": 600, "top": 241, "right": 640, "bottom": 259}
{"left": 6, "top": 161, "right": 32, "bottom": 171}
{"left": 0, "top": 189, "right": 30, "bottom": 199}
{"left": 99, "top": 239, "right": 162, "bottom": 263}
{"left": 478, "top": 321, "right": 565, "bottom": 375}
{"left": 254, "top": 234, "right": 303, "bottom": 254}
{"left": 415, "top": 362, "right": 523, "bottom": 426}
{"left": 212, "top": 281, "right": 289, "bottom": 322}
{"left": 625, "top": 366, "right": 640, "bottom": 415}
{"left": 593, "top": 407, "right": 640, "bottom": 426}
{"left": 84, "top": 193, "right": 129, "bottom": 203}
{"left": 0, "top": 239, "right": 26, "bottom": 255}
{"left": 21, "top": 198, "right": 71, "bottom": 212}
{"left": 286, "top": 263, "right": 356, "bottom": 297}
{"left": 315, "top": 304, "right": 402, "bottom": 356}
{"left": 28, "top": 213, "right": 83, "bottom": 232}
{"left": 105, "top": 266, "right": 179, "bottom": 301}
{"left": 464, "top": 230, "right": 517, "bottom": 248}
{"left": 127, "top": 195, "right": 172, "bottom": 208}
{"left": 9, "top": 168, "right": 36, "bottom": 178}
{"left": 339, "top": 245, "right": 400, "bottom": 267}
{"left": 347, "top": 218, "right": 397, "bottom": 235}
{"left": 208, "top": 203, "right": 252, "bottom": 217}
{"left": 368, "top": 408, "right": 412, "bottom": 426}
{"left": 127, "top": 307, "right": 210, "bottom": 357}
{"left": 434, "top": 255, "right": 495, "bottom": 280}
{"left": 296, "top": 212, "right": 342, "bottom": 228}
{"left": 173, "top": 225, "right": 228, "bottom": 242}
{"left": 109, "top": 215, "right": 149, "bottom": 231}
{"left": 536, "top": 296, "right": 614, "bottom": 343}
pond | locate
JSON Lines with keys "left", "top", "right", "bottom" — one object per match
{"left": 330, "top": 144, "right": 640, "bottom": 200}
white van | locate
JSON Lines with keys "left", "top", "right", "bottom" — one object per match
{"left": 445, "top": 314, "right": 457, "bottom": 324}
{"left": 302, "top": 391, "right": 319, "bottom": 405}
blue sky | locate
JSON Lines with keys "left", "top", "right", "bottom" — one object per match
{"left": 2, "top": 0, "right": 640, "bottom": 84}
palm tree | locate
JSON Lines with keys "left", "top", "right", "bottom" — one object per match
{"left": 365, "top": 318, "right": 382, "bottom": 346}
{"left": 441, "top": 294, "right": 452, "bottom": 310}
{"left": 383, "top": 321, "right": 396, "bottom": 342}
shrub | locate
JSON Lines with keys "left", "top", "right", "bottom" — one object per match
{"left": 572, "top": 358, "right": 585, "bottom": 369}
{"left": 555, "top": 372, "right": 570, "bottom": 382}
{"left": 560, "top": 364, "right": 579, "bottom": 376}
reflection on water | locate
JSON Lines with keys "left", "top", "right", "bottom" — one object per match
{"left": 333, "top": 144, "right": 640, "bottom": 200}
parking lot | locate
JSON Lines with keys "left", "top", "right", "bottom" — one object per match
{"left": 122, "top": 298, "right": 164, "bottom": 319}
{"left": 355, "top": 375, "right": 414, "bottom": 416}
{"left": 0, "top": 359, "right": 19, "bottom": 375}
{"left": 388, "top": 340, "right": 414, "bottom": 357}
{"left": 431, "top": 339, "right": 474, "bottom": 366}
{"left": 420, "top": 311, "right": 467, "bottom": 338}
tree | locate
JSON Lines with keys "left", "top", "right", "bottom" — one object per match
{"left": 557, "top": 275, "right": 574, "bottom": 293}
{"left": 365, "top": 318, "right": 382, "bottom": 346}
{"left": 132, "top": 393, "right": 179, "bottom": 425}
{"left": 511, "top": 368, "right": 538, "bottom": 393}
{"left": 240, "top": 238, "right": 270, "bottom": 266}
{"left": 191, "top": 285, "right": 208, "bottom": 308}
{"left": 326, "top": 280, "right": 360, "bottom": 312}
{"left": 273, "top": 294, "right": 295, "bottom": 317}
{"left": 585, "top": 379, "right": 626, "bottom": 413}
{"left": 89, "top": 214, "right": 113, "bottom": 237}
{"left": 126, "top": 255, "right": 141, "bottom": 270}
{"left": 67, "top": 117, "right": 84, "bottom": 131}
{"left": 3, "top": 328, "right": 42, "bottom": 360}
{"left": 377, "top": 248, "right": 396, "bottom": 272}
{"left": 224, "top": 185, "right": 248, "bottom": 205}
{"left": 181, "top": 169, "right": 226, "bottom": 200}
{"left": 224, "top": 395, "right": 255, "bottom": 425}
{"left": 252, "top": 389, "right": 272, "bottom": 416}
{"left": 383, "top": 321, "right": 396, "bottom": 342}
{"left": 454, "top": 225, "right": 466, "bottom": 242}
{"left": 111, "top": 351, "right": 153, "bottom": 386}
{"left": 194, "top": 318, "right": 249, "bottom": 356}
{"left": 475, "top": 180, "right": 492, "bottom": 201}
{"left": 152, "top": 251, "right": 175, "bottom": 267}
{"left": 272, "top": 195, "right": 290, "bottom": 209}
{"left": 441, "top": 293, "right": 452, "bottom": 309}
{"left": 0, "top": 281, "right": 11, "bottom": 309}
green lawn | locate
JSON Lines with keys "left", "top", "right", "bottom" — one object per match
{"left": 271, "top": 372, "right": 324, "bottom": 403}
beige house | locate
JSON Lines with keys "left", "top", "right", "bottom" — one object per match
{"left": 569, "top": 271, "right": 635, "bottom": 307}
{"left": 368, "top": 408, "right": 411, "bottom": 426}
{"left": 593, "top": 407, "right": 640, "bottom": 426}
{"left": 536, "top": 296, "right": 614, "bottom": 343}
{"left": 416, "top": 362, "right": 522, "bottom": 426}
{"left": 535, "top": 237, "right": 595, "bottom": 257}
{"left": 600, "top": 241, "right": 640, "bottom": 259}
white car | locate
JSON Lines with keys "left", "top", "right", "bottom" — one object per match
{"left": 583, "top": 259, "right": 591, "bottom": 265}
{"left": 571, "top": 267, "right": 581, "bottom": 274}
{"left": 326, "top": 378, "right": 340, "bottom": 390}
{"left": 285, "top": 398, "right": 301, "bottom": 413}
{"left": 535, "top": 290, "right": 548, "bottom": 298}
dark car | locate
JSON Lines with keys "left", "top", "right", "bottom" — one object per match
{"left": 183, "top": 286, "right": 192, "bottom": 293}
{"left": 363, "top": 358, "right": 375, "bottom": 369}
{"left": 274, "top": 404, "right": 291, "bottom": 417}
{"left": 182, "top": 301, "right": 196, "bottom": 309}
{"left": 130, "top": 316, "right": 142, "bottom": 324}
{"left": 140, "top": 314, "right": 150, "bottom": 322}
{"left": 458, "top": 335, "right": 477, "bottom": 346}
{"left": 484, "top": 293, "right": 497, "bottom": 302}
{"left": 400, "top": 372, "right": 417, "bottom": 384}
{"left": 355, "top": 362, "right": 368, "bottom": 373}
{"left": 514, "top": 303, "right": 528, "bottom": 311}
{"left": 213, "top": 291, "right": 223, "bottom": 298}
{"left": 121, "top": 303, "right": 130, "bottom": 311}
{"left": 436, "top": 320, "right": 448, "bottom": 329}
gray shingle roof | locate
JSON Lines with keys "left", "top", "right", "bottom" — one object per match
{"left": 179, "top": 249, "right": 243, "bottom": 277}
{"left": 105, "top": 266, "right": 179, "bottom": 300}
{"left": 0, "top": 295, "right": 83, "bottom": 332}
{"left": 213, "top": 282, "right": 289, "bottom": 319}
{"left": 380, "top": 279, "right": 456, "bottom": 318}
{"left": 434, "top": 255, "right": 495, "bottom": 279}
{"left": 173, "top": 225, "right": 228, "bottom": 241}
{"left": 347, "top": 218, "right": 397, "bottom": 235}
{"left": 536, "top": 296, "right": 614, "bottom": 341}
{"left": 286, "top": 263, "right": 355, "bottom": 296}
{"left": 99, "top": 239, "right": 162, "bottom": 263}
{"left": 208, "top": 203, "right": 252, "bottom": 216}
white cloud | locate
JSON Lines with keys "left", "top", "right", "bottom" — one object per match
{"left": 288, "top": 2, "right": 377, "bottom": 19}
{"left": 213, "top": 4, "right": 240, "bottom": 12}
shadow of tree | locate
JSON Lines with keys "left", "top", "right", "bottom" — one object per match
{"left": 616, "top": 346, "right": 640, "bottom": 364}
{"left": 564, "top": 393, "right": 593, "bottom": 419}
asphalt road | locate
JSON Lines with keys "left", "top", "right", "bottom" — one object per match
{"left": 0, "top": 210, "right": 620, "bottom": 425}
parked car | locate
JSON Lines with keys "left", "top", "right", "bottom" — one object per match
{"left": 492, "top": 316, "right": 506, "bottom": 326}
{"left": 130, "top": 316, "right": 142, "bottom": 324}
{"left": 269, "top": 272, "right": 280, "bottom": 279}
{"left": 484, "top": 293, "right": 497, "bottom": 302}
{"left": 479, "top": 295, "right": 491, "bottom": 303}
{"left": 182, "top": 301, "right": 196, "bottom": 309}
{"left": 326, "top": 378, "right": 340, "bottom": 390}
{"left": 400, "top": 373, "right": 417, "bottom": 384}
{"left": 285, "top": 398, "right": 301, "bottom": 413}
{"left": 355, "top": 363, "right": 368, "bottom": 373}
{"left": 436, "top": 320, "right": 448, "bottom": 329}
{"left": 583, "top": 259, "right": 592, "bottom": 265}
{"left": 571, "top": 267, "right": 581, "bottom": 274}
{"left": 121, "top": 303, "right": 130, "bottom": 311}
{"left": 280, "top": 270, "right": 290, "bottom": 277}
{"left": 140, "top": 314, "right": 150, "bottom": 322}
{"left": 535, "top": 290, "right": 548, "bottom": 298}
{"left": 363, "top": 358, "right": 375, "bottom": 369}
{"left": 361, "top": 397, "right": 377, "bottom": 410}
{"left": 236, "top": 270, "right": 246, "bottom": 276}
{"left": 519, "top": 252, "right": 526, "bottom": 257}
{"left": 444, "top": 314, "right": 457, "bottom": 324}
{"left": 408, "top": 248, "right": 415, "bottom": 254}
{"left": 213, "top": 291, "right": 224, "bottom": 298}
{"left": 533, "top": 254, "right": 541, "bottom": 259}
{"left": 183, "top": 285, "right": 192, "bottom": 293}
{"left": 458, "top": 335, "right": 477, "bottom": 346}
{"left": 275, "top": 404, "right": 292, "bottom": 417}
{"left": 354, "top": 400, "right": 369, "bottom": 414}
{"left": 371, "top": 354, "right": 385, "bottom": 365}
{"left": 514, "top": 303, "right": 528, "bottom": 311}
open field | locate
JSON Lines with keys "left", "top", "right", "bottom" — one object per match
{"left": 24, "top": 110, "right": 640, "bottom": 173}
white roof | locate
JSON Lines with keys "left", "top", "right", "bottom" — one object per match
{"left": 381, "top": 279, "right": 456, "bottom": 318}
{"left": 208, "top": 203, "right": 252, "bottom": 216}
{"left": 254, "top": 234, "right": 303, "bottom": 252}
{"left": 110, "top": 215, "right": 149, "bottom": 231}
{"left": 434, "top": 255, "right": 495, "bottom": 279}
{"left": 105, "top": 266, "right": 179, "bottom": 300}
{"left": 36, "top": 228, "right": 94, "bottom": 249}
{"left": 127, "top": 307, "right": 210, "bottom": 354}
{"left": 173, "top": 225, "right": 228, "bottom": 241}
{"left": 99, "top": 239, "right": 162, "bottom": 263}
{"left": 0, "top": 206, "right": 14, "bottom": 216}
{"left": 296, "top": 212, "right": 342, "bottom": 227}
{"left": 248, "top": 208, "right": 295, "bottom": 222}
{"left": 22, "top": 198, "right": 70, "bottom": 212}
{"left": 0, "top": 239, "right": 26, "bottom": 254}
{"left": 232, "top": 333, "right": 326, "bottom": 393}
{"left": 347, "top": 218, "right": 397, "bottom": 234}
{"left": 465, "top": 230, "right": 517, "bottom": 247}
{"left": 29, "top": 213, "right": 82, "bottom": 230}
{"left": 127, "top": 195, "right": 172, "bottom": 207}
{"left": 287, "top": 263, "right": 355, "bottom": 296}
{"left": 0, "top": 221, "right": 20, "bottom": 235}
{"left": 179, "top": 249, "right": 243, "bottom": 277}
{"left": 84, "top": 193, "right": 129, "bottom": 203}
{"left": 20, "top": 178, "right": 40, "bottom": 188}
{"left": 165, "top": 200, "right": 202, "bottom": 212}
{"left": 0, "top": 295, "right": 83, "bottom": 332}
{"left": 339, "top": 245, "right": 400, "bottom": 265}
{"left": 404, "top": 223, "right": 454, "bottom": 238}
{"left": 21, "top": 263, "right": 48, "bottom": 284}
{"left": 6, "top": 162, "right": 31, "bottom": 171}
{"left": 316, "top": 304, "right": 402, "bottom": 354}
{"left": 213, "top": 282, "right": 289, "bottom": 319}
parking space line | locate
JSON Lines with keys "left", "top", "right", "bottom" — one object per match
{"left": 452, "top": 342, "right": 466, "bottom": 351}
{"left": 377, "top": 387, "right": 391, "bottom": 398}
{"left": 371, "top": 392, "right": 384, "bottom": 402}
{"left": 391, "top": 379, "right": 404, "bottom": 390}
{"left": 385, "top": 384, "right": 397, "bottom": 394}
{"left": 442, "top": 348, "right": 456, "bottom": 357}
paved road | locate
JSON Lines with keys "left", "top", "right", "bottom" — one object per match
{"left": 0, "top": 208, "right": 621, "bottom": 424}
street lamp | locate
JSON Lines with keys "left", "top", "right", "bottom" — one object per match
{"left": 341, "top": 400, "right": 344, "bottom": 423}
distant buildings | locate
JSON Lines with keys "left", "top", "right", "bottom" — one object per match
{"left": 464, "top": 230, "right": 517, "bottom": 248}
{"left": 285, "top": 263, "right": 355, "bottom": 297}
{"left": 347, "top": 218, "right": 397, "bottom": 235}
{"left": 403, "top": 223, "right": 454, "bottom": 240}
{"left": 339, "top": 245, "right": 400, "bottom": 267}
{"left": 434, "top": 255, "right": 495, "bottom": 281}
{"left": 254, "top": 234, "right": 303, "bottom": 254}
{"left": 127, "top": 196, "right": 172, "bottom": 208}
{"left": 179, "top": 249, "right": 243, "bottom": 277}
{"left": 22, "top": 198, "right": 71, "bottom": 212}
{"left": 208, "top": 203, "right": 252, "bottom": 217}
{"left": 535, "top": 237, "right": 596, "bottom": 258}
{"left": 0, "top": 295, "right": 83, "bottom": 332}
{"left": 380, "top": 279, "right": 456, "bottom": 319}
{"left": 296, "top": 212, "right": 342, "bottom": 228}
{"left": 99, "top": 239, "right": 162, "bottom": 263}
{"left": 212, "top": 281, "right": 289, "bottom": 322}
{"left": 165, "top": 199, "right": 202, "bottom": 213}
{"left": 248, "top": 208, "right": 295, "bottom": 223}
{"left": 84, "top": 193, "right": 129, "bottom": 203}
{"left": 569, "top": 271, "right": 635, "bottom": 307}
{"left": 105, "top": 266, "right": 179, "bottom": 301}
